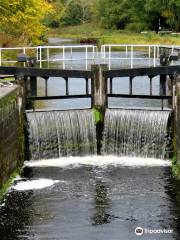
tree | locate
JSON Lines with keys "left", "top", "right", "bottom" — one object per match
{"left": 164, "top": 0, "right": 180, "bottom": 31}
{"left": 96, "top": 0, "right": 135, "bottom": 29}
{"left": 43, "top": 0, "right": 65, "bottom": 28}
{"left": 61, "top": 0, "right": 93, "bottom": 25}
{"left": 95, "top": 0, "right": 180, "bottom": 32}
{"left": 0, "top": 0, "right": 53, "bottom": 45}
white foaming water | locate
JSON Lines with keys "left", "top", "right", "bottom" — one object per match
{"left": 12, "top": 179, "right": 60, "bottom": 191}
{"left": 25, "top": 156, "right": 171, "bottom": 168}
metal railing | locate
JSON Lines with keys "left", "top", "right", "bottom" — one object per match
{"left": 0, "top": 45, "right": 99, "bottom": 69}
{"left": 0, "top": 44, "right": 179, "bottom": 70}
{"left": 101, "top": 44, "right": 180, "bottom": 69}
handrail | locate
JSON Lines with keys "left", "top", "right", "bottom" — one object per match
{"left": 0, "top": 45, "right": 99, "bottom": 69}
{"left": 101, "top": 44, "right": 180, "bottom": 69}
{"left": 0, "top": 44, "right": 179, "bottom": 70}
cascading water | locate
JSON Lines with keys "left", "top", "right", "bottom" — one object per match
{"left": 26, "top": 110, "right": 97, "bottom": 160}
{"left": 102, "top": 109, "right": 171, "bottom": 159}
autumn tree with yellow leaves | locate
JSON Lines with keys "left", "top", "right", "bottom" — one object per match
{"left": 0, "top": 0, "right": 53, "bottom": 45}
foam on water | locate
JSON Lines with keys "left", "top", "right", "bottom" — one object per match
{"left": 12, "top": 179, "right": 60, "bottom": 191}
{"left": 25, "top": 156, "right": 171, "bottom": 168}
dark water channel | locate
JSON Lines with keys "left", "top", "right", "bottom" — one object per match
{"left": 0, "top": 40, "right": 180, "bottom": 240}
{"left": 0, "top": 161, "right": 180, "bottom": 240}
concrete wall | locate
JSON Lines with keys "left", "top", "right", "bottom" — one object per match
{"left": 0, "top": 85, "right": 24, "bottom": 188}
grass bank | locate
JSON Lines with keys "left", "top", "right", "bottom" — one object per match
{"left": 49, "top": 23, "right": 180, "bottom": 45}
{"left": 0, "top": 169, "right": 20, "bottom": 200}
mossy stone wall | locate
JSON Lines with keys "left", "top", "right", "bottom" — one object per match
{"left": 0, "top": 86, "right": 24, "bottom": 188}
{"left": 173, "top": 81, "right": 180, "bottom": 178}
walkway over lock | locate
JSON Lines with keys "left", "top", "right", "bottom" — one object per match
{"left": 0, "top": 64, "right": 179, "bottom": 110}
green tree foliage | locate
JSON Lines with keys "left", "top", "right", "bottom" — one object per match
{"left": 0, "top": 0, "right": 53, "bottom": 45}
{"left": 61, "top": 0, "right": 93, "bottom": 25}
{"left": 95, "top": 0, "right": 180, "bottom": 32}
{"left": 43, "top": 0, "right": 65, "bottom": 28}
{"left": 96, "top": 0, "right": 133, "bottom": 29}
{"left": 164, "top": 0, "right": 180, "bottom": 31}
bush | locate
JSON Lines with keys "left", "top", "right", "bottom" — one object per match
{"left": 125, "top": 22, "right": 148, "bottom": 33}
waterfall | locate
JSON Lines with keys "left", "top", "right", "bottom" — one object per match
{"left": 102, "top": 109, "right": 171, "bottom": 159}
{"left": 26, "top": 110, "right": 97, "bottom": 160}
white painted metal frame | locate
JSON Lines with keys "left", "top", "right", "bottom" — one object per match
{"left": 101, "top": 44, "right": 180, "bottom": 68}
{"left": 0, "top": 45, "right": 99, "bottom": 69}
{"left": 0, "top": 44, "right": 179, "bottom": 69}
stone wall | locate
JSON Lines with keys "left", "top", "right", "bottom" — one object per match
{"left": 175, "top": 82, "right": 180, "bottom": 164}
{"left": 173, "top": 80, "right": 180, "bottom": 178}
{"left": 0, "top": 86, "right": 24, "bottom": 188}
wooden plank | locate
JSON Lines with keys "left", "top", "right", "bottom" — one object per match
{"left": 108, "top": 94, "right": 172, "bottom": 100}
{"left": 149, "top": 77, "right": 152, "bottom": 96}
{"left": 91, "top": 64, "right": 108, "bottom": 109}
{"left": 160, "top": 75, "right": 167, "bottom": 95}
{"left": 85, "top": 78, "right": 89, "bottom": 95}
{"left": 27, "top": 94, "right": 92, "bottom": 100}
{"left": 0, "top": 66, "right": 91, "bottom": 78}
{"left": 0, "top": 65, "right": 179, "bottom": 80}
{"left": 129, "top": 76, "right": 133, "bottom": 95}
{"left": 64, "top": 77, "right": 69, "bottom": 95}
{"left": 103, "top": 65, "right": 180, "bottom": 78}
{"left": 110, "top": 78, "right": 113, "bottom": 94}
{"left": 30, "top": 76, "right": 37, "bottom": 96}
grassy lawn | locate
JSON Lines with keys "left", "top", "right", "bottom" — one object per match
{"left": 49, "top": 23, "right": 180, "bottom": 45}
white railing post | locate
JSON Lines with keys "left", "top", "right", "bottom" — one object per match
{"left": 39, "top": 46, "right": 42, "bottom": 68}
{"left": 62, "top": 46, "right": 65, "bottom": 69}
{"left": 149, "top": 46, "right": 151, "bottom": 59}
{"left": 131, "top": 45, "right": 133, "bottom": 68}
{"left": 47, "top": 47, "right": 49, "bottom": 62}
{"left": 126, "top": 45, "right": 128, "bottom": 57}
{"left": 153, "top": 45, "right": 156, "bottom": 66}
{"left": 86, "top": 46, "right": 88, "bottom": 70}
{"left": 108, "top": 45, "right": 111, "bottom": 70}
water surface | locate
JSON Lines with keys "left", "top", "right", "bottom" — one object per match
{"left": 0, "top": 157, "right": 179, "bottom": 240}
